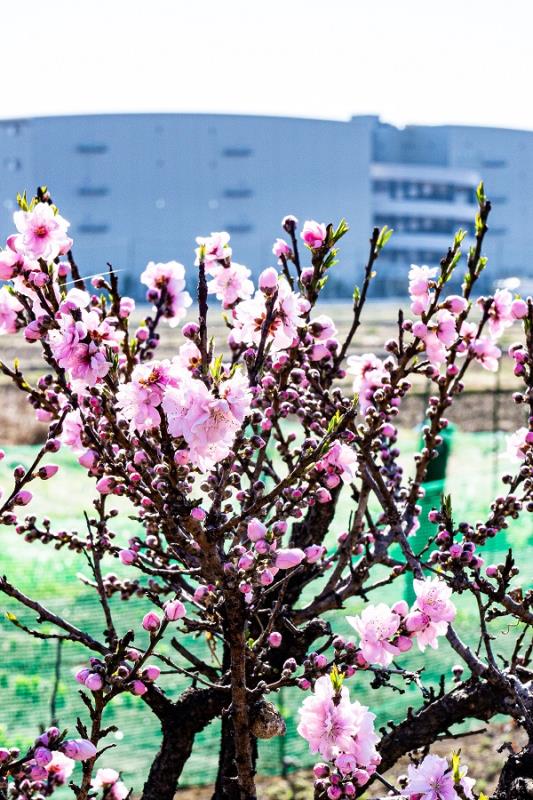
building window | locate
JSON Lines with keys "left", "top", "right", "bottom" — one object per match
{"left": 76, "top": 144, "right": 108, "bottom": 155}
{"left": 223, "top": 188, "right": 254, "bottom": 199}
{"left": 225, "top": 223, "right": 253, "bottom": 234}
{"left": 481, "top": 159, "right": 507, "bottom": 168}
{"left": 78, "top": 223, "right": 110, "bottom": 234}
{"left": 372, "top": 179, "right": 476, "bottom": 204}
{"left": 374, "top": 214, "right": 471, "bottom": 236}
{"left": 221, "top": 147, "right": 253, "bottom": 158}
{"left": 77, "top": 186, "right": 109, "bottom": 197}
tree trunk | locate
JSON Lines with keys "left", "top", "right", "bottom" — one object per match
{"left": 493, "top": 746, "right": 533, "bottom": 800}
{"left": 141, "top": 686, "right": 228, "bottom": 800}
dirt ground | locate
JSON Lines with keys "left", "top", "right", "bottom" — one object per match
{"left": 174, "top": 722, "right": 526, "bottom": 799}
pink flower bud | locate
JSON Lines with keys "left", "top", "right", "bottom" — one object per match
{"left": 254, "top": 539, "right": 269, "bottom": 555}
{"left": 38, "top": 464, "right": 59, "bottom": 480}
{"left": 298, "top": 678, "right": 311, "bottom": 690}
{"left": 34, "top": 746, "right": 52, "bottom": 767}
{"left": 238, "top": 553, "right": 254, "bottom": 571}
{"left": 119, "top": 549, "right": 136, "bottom": 565}
{"left": 313, "top": 763, "right": 329, "bottom": 779}
{"left": 14, "top": 490, "right": 32, "bottom": 506}
{"left": 164, "top": 600, "right": 186, "bottom": 621}
{"left": 300, "top": 267, "right": 314, "bottom": 285}
{"left": 174, "top": 449, "right": 189, "bottom": 466}
{"left": 268, "top": 631, "right": 282, "bottom": 647}
{"left": 305, "top": 544, "right": 325, "bottom": 563}
{"left": 78, "top": 449, "right": 97, "bottom": 469}
{"left": 143, "top": 665, "right": 161, "bottom": 681}
{"left": 191, "top": 506, "right": 206, "bottom": 521}
{"left": 445, "top": 295, "right": 468, "bottom": 314}
{"left": 275, "top": 548, "right": 305, "bottom": 570}
{"left": 511, "top": 298, "right": 528, "bottom": 319}
{"left": 327, "top": 786, "right": 342, "bottom": 800}
{"left": 391, "top": 600, "right": 409, "bottom": 617}
{"left": 486, "top": 564, "right": 498, "bottom": 577}
{"left": 260, "top": 569, "right": 274, "bottom": 586}
{"left": 314, "top": 654, "right": 328, "bottom": 669}
{"left": 62, "top": 739, "right": 97, "bottom": 761}
{"left": 142, "top": 611, "right": 161, "bottom": 632}
{"left": 272, "top": 238, "right": 292, "bottom": 259}
{"left": 247, "top": 518, "right": 267, "bottom": 542}
{"left": 396, "top": 635, "right": 413, "bottom": 652}
{"left": 75, "top": 668, "right": 91, "bottom": 685}
{"left": 258, "top": 267, "right": 278, "bottom": 291}
{"left": 84, "top": 673, "right": 103, "bottom": 692}
{"left": 95, "top": 476, "right": 115, "bottom": 495}
{"left": 131, "top": 680, "right": 147, "bottom": 696}
{"left": 316, "top": 488, "right": 332, "bottom": 504}
{"left": 0, "top": 749, "right": 10, "bottom": 763}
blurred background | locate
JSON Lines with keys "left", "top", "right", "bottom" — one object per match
{"left": 1, "top": 2, "right": 532, "bottom": 796}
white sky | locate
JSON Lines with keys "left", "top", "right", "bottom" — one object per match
{"left": 1, "top": 0, "right": 531, "bottom": 130}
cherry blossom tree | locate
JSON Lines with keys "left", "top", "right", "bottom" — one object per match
{"left": 0, "top": 184, "right": 532, "bottom": 800}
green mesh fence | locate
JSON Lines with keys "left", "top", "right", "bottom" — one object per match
{"left": 0, "top": 431, "right": 531, "bottom": 794}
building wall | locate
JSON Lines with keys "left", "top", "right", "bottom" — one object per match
{"left": 0, "top": 113, "right": 532, "bottom": 298}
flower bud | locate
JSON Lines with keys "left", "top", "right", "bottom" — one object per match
{"left": 164, "top": 600, "right": 186, "bottom": 621}
{"left": 142, "top": 611, "right": 161, "bottom": 632}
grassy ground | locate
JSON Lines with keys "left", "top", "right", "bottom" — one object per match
{"left": 0, "top": 428, "right": 531, "bottom": 794}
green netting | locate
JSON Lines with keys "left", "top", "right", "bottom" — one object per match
{"left": 0, "top": 431, "right": 531, "bottom": 793}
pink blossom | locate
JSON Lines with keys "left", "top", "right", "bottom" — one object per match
{"left": 0, "top": 238, "right": 38, "bottom": 280}
{"left": 346, "top": 603, "right": 401, "bottom": 666}
{"left": 172, "top": 341, "right": 202, "bottom": 371}
{"left": 92, "top": 768, "right": 129, "bottom": 799}
{"left": 68, "top": 341, "right": 110, "bottom": 386}
{"left": 404, "top": 753, "right": 475, "bottom": 800}
{"left": 233, "top": 276, "right": 310, "bottom": 352}
{"left": 207, "top": 262, "right": 254, "bottom": 307}
{"left": 141, "top": 261, "right": 192, "bottom": 327}
{"left": 162, "top": 369, "right": 251, "bottom": 469}
{"left": 60, "top": 410, "right": 84, "bottom": 454}
{"left": 317, "top": 441, "right": 358, "bottom": 487}
{"left": 301, "top": 220, "right": 327, "bottom": 249}
{"left": 413, "top": 579, "right": 455, "bottom": 623}
{"left": 409, "top": 264, "right": 437, "bottom": 314}
{"left": 116, "top": 361, "right": 171, "bottom": 433}
{"left": 45, "top": 751, "right": 75, "bottom": 784}
{"left": 506, "top": 427, "right": 531, "bottom": 462}
{"left": 470, "top": 337, "right": 501, "bottom": 371}
{"left": 347, "top": 353, "right": 388, "bottom": 413}
{"left": 484, "top": 289, "right": 514, "bottom": 338}
{"left": 297, "top": 675, "right": 360, "bottom": 760}
{"left": 0, "top": 286, "right": 23, "bottom": 334}
{"left": 195, "top": 231, "right": 232, "bottom": 269}
{"left": 13, "top": 202, "right": 72, "bottom": 261}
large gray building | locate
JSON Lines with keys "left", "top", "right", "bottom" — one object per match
{"left": 0, "top": 113, "right": 532, "bottom": 297}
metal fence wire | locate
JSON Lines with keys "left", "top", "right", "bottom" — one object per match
{"left": 0, "top": 430, "right": 531, "bottom": 794}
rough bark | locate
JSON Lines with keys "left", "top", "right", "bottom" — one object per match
{"left": 141, "top": 686, "right": 228, "bottom": 800}
{"left": 493, "top": 746, "right": 533, "bottom": 800}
